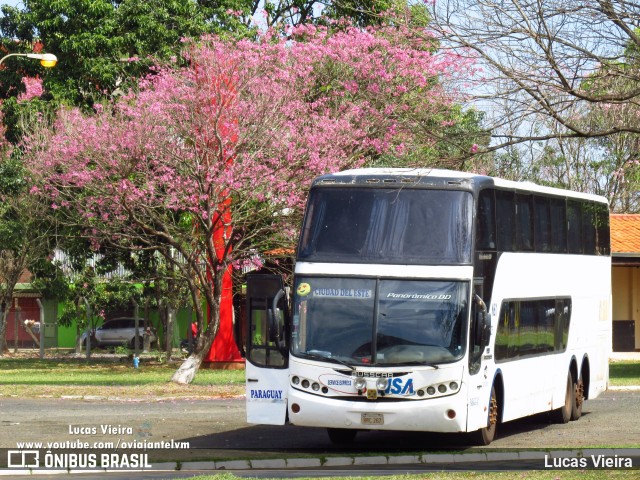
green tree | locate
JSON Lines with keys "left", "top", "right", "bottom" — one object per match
{"left": 0, "top": 146, "right": 56, "bottom": 354}
{"left": 0, "top": 0, "right": 226, "bottom": 109}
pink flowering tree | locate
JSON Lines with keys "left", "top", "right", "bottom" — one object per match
{"left": 23, "top": 22, "right": 476, "bottom": 382}
{"left": 17, "top": 77, "right": 44, "bottom": 102}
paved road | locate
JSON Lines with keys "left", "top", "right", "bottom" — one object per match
{"left": 1, "top": 389, "right": 638, "bottom": 459}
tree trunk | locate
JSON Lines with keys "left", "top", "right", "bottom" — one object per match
{"left": 171, "top": 315, "right": 219, "bottom": 384}
{"left": 171, "top": 292, "right": 220, "bottom": 384}
{"left": 165, "top": 303, "right": 175, "bottom": 361}
{"left": 0, "top": 287, "right": 19, "bottom": 355}
{"left": 171, "top": 348, "right": 207, "bottom": 384}
{"left": 143, "top": 299, "right": 150, "bottom": 353}
{"left": 13, "top": 304, "right": 20, "bottom": 353}
{"left": 0, "top": 303, "right": 9, "bottom": 354}
{"left": 75, "top": 328, "right": 82, "bottom": 354}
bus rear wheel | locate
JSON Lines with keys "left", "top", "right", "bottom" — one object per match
{"left": 554, "top": 372, "right": 574, "bottom": 424}
{"left": 571, "top": 374, "right": 584, "bottom": 421}
{"left": 327, "top": 428, "right": 357, "bottom": 444}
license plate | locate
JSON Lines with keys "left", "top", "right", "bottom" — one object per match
{"left": 361, "top": 413, "right": 384, "bottom": 425}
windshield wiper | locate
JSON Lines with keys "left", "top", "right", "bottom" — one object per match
{"left": 299, "top": 351, "right": 355, "bottom": 370}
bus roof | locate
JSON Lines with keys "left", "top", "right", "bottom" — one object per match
{"left": 314, "top": 168, "right": 608, "bottom": 205}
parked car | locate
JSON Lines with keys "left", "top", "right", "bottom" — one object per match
{"left": 81, "top": 318, "right": 156, "bottom": 349}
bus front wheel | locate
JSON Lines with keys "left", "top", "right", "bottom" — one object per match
{"left": 327, "top": 428, "right": 357, "bottom": 444}
{"left": 473, "top": 386, "right": 498, "bottom": 445}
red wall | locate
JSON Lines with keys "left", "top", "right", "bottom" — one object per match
{"left": 5, "top": 297, "right": 40, "bottom": 348}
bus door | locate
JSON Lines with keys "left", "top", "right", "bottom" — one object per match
{"left": 467, "top": 286, "right": 493, "bottom": 432}
{"left": 244, "top": 274, "right": 290, "bottom": 425}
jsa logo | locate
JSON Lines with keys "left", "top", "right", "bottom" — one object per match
{"left": 385, "top": 378, "right": 414, "bottom": 395}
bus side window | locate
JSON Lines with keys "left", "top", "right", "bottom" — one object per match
{"left": 595, "top": 203, "right": 611, "bottom": 255}
{"left": 549, "top": 198, "right": 567, "bottom": 253}
{"left": 560, "top": 298, "right": 571, "bottom": 350}
{"left": 515, "top": 194, "right": 534, "bottom": 251}
{"left": 476, "top": 189, "right": 496, "bottom": 250}
{"left": 567, "top": 200, "right": 583, "bottom": 254}
{"left": 538, "top": 299, "right": 556, "bottom": 353}
{"left": 596, "top": 204, "right": 611, "bottom": 255}
{"left": 494, "top": 302, "right": 510, "bottom": 361}
{"left": 496, "top": 297, "right": 572, "bottom": 363}
{"left": 582, "top": 202, "right": 597, "bottom": 255}
{"left": 534, "top": 196, "right": 551, "bottom": 252}
{"left": 495, "top": 191, "right": 515, "bottom": 251}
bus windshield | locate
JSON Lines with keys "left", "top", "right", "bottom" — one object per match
{"left": 292, "top": 277, "right": 469, "bottom": 366}
{"left": 298, "top": 188, "right": 473, "bottom": 265}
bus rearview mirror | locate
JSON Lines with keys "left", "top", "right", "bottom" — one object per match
{"left": 268, "top": 288, "right": 290, "bottom": 356}
{"left": 474, "top": 294, "right": 491, "bottom": 348}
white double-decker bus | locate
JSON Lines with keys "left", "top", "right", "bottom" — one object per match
{"left": 243, "top": 168, "right": 611, "bottom": 445}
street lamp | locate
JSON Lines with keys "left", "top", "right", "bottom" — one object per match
{"left": 0, "top": 52, "right": 58, "bottom": 68}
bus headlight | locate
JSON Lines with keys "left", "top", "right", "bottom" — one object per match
{"left": 354, "top": 378, "right": 367, "bottom": 391}
{"left": 449, "top": 382, "right": 459, "bottom": 391}
{"left": 376, "top": 377, "right": 388, "bottom": 391}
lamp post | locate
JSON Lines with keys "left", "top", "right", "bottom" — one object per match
{"left": 0, "top": 52, "right": 58, "bottom": 68}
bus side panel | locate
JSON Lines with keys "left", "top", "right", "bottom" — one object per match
{"left": 488, "top": 253, "right": 611, "bottom": 423}
{"left": 565, "top": 261, "right": 611, "bottom": 401}
{"left": 586, "top": 295, "right": 611, "bottom": 399}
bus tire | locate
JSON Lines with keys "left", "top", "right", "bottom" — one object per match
{"left": 554, "top": 372, "right": 574, "bottom": 424}
{"left": 473, "top": 386, "right": 498, "bottom": 445}
{"left": 571, "top": 374, "right": 584, "bottom": 421}
{"left": 327, "top": 428, "right": 357, "bottom": 444}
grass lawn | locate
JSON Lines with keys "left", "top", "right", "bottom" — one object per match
{"left": 0, "top": 355, "right": 245, "bottom": 399}
{"left": 0, "top": 354, "right": 638, "bottom": 399}
{"left": 609, "top": 360, "right": 640, "bottom": 387}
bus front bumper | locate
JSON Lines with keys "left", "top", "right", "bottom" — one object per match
{"left": 287, "top": 387, "right": 469, "bottom": 433}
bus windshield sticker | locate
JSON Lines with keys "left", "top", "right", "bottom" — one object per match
{"left": 312, "top": 288, "right": 372, "bottom": 299}
{"left": 297, "top": 283, "right": 311, "bottom": 296}
{"left": 386, "top": 292, "right": 453, "bottom": 300}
